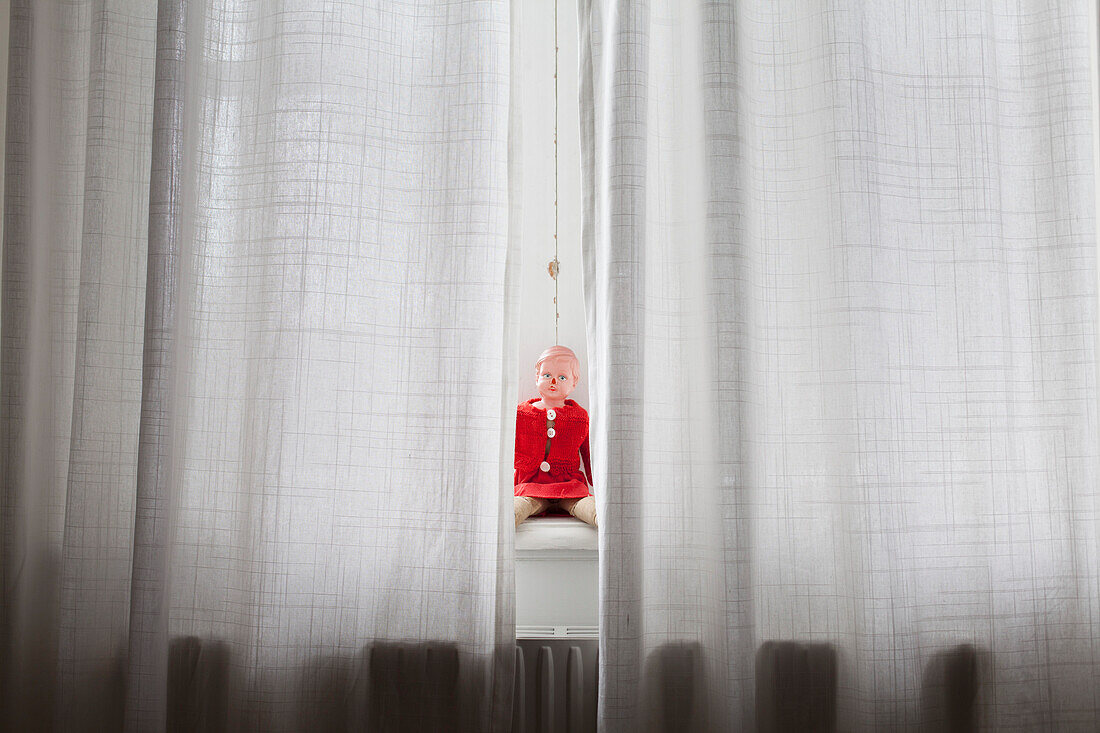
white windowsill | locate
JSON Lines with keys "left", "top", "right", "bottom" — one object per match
{"left": 515, "top": 516, "right": 598, "bottom": 559}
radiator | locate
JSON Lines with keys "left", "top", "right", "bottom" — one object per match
{"left": 512, "top": 638, "right": 599, "bottom": 733}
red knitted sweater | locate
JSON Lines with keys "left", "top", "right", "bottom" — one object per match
{"left": 514, "top": 398, "right": 593, "bottom": 499}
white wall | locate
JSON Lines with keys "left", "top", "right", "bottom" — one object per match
{"left": 1092, "top": 2, "right": 1100, "bottom": 435}
{"left": 514, "top": 0, "right": 588, "bottom": 407}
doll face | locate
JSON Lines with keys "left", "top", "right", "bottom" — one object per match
{"left": 535, "top": 355, "right": 577, "bottom": 402}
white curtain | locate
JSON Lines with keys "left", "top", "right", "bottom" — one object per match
{"left": 579, "top": 0, "right": 1100, "bottom": 730}
{"left": 0, "top": 1, "right": 515, "bottom": 731}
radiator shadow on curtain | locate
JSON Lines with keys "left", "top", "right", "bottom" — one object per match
{"left": 919, "top": 643, "right": 982, "bottom": 733}
{"left": 167, "top": 636, "right": 230, "bottom": 733}
{"left": 165, "top": 637, "right": 489, "bottom": 732}
{"left": 641, "top": 641, "right": 708, "bottom": 732}
{"left": 755, "top": 641, "right": 838, "bottom": 733}
{"left": 365, "top": 641, "right": 463, "bottom": 733}
{"left": 750, "top": 640, "right": 982, "bottom": 732}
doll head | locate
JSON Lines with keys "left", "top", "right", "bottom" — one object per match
{"left": 534, "top": 345, "right": 580, "bottom": 404}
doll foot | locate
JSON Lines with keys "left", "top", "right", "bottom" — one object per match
{"left": 563, "top": 496, "right": 598, "bottom": 528}
{"left": 515, "top": 496, "right": 549, "bottom": 527}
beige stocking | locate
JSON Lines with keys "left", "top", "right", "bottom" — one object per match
{"left": 514, "top": 496, "right": 550, "bottom": 527}
{"left": 560, "top": 496, "right": 598, "bottom": 528}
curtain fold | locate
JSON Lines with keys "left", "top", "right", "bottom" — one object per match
{"left": 580, "top": 0, "right": 1100, "bottom": 730}
{"left": 1, "top": 1, "right": 515, "bottom": 731}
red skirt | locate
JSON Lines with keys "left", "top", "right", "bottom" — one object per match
{"left": 514, "top": 477, "right": 590, "bottom": 500}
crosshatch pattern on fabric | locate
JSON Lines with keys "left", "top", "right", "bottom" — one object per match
{"left": 579, "top": 0, "right": 1100, "bottom": 730}
{"left": 1, "top": 2, "right": 515, "bottom": 731}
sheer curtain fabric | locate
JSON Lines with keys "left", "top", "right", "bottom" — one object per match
{"left": 579, "top": 0, "right": 1100, "bottom": 730}
{"left": 0, "top": 1, "right": 515, "bottom": 731}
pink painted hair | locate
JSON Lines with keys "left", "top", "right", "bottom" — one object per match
{"left": 534, "top": 345, "right": 581, "bottom": 384}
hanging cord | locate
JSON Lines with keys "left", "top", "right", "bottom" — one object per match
{"left": 548, "top": 0, "right": 561, "bottom": 344}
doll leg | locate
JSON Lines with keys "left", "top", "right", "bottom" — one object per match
{"left": 514, "top": 496, "right": 550, "bottom": 527}
{"left": 559, "top": 496, "right": 598, "bottom": 528}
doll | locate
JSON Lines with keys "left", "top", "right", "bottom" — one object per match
{"left": 513, "top": 345, "right": 598, "bottom": 528}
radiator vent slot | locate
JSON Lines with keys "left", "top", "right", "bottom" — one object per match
{"left": 516, "top": 625, "right": 598, "bottom": 639}
{"left": 512, "top": 639, "right": 598, "bottom": 733}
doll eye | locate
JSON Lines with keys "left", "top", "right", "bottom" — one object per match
{"left": 558, "top": 375, "right": 566, "bottom": 381}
